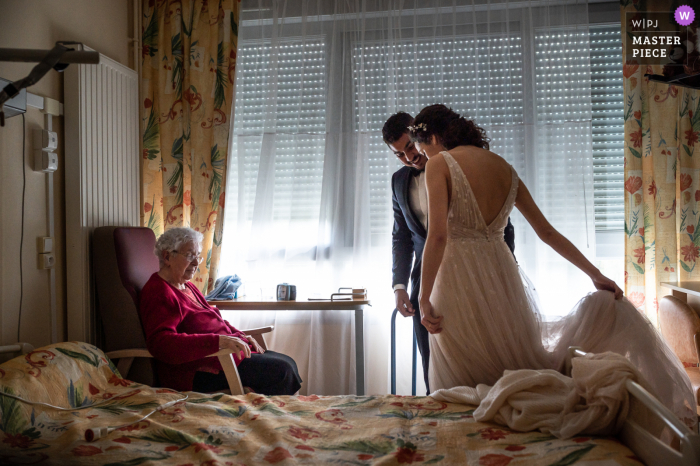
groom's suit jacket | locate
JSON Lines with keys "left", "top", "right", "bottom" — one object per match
{"left": 391, "top": 166, "right": 516, "bottom": 308}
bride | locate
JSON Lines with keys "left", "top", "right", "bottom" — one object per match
{"left": 410, "top": 104, "right": 696, "bottom": 428}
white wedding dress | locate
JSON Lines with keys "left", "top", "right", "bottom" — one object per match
{"left": 428, "top": 151, "right": 697, "bottom": 429}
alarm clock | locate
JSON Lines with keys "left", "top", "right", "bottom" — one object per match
{"left": 276, "top": 283, "right": 297, "bottom": 301}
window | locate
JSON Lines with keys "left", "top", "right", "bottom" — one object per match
{"left": 353, "top": 36, "right": 525, "bottom": 239}
{"left": 230, "top": 38, "right": 327, "bottom": 225}
{"left": 230, "top": 20, "right": 624, "bottom": 244}
{"left": 589, "top": 25, "right": 625, "bottom": 232}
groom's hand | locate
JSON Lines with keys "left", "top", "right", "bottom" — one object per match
{"left": 394, "top": 289, "right": 415, "bottom": 317}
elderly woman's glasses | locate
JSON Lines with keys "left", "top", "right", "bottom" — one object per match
{"left": 173, "top": 250, "right": 203, "bottom": 264}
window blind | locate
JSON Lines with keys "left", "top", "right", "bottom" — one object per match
{"left": 589, "top": 25, "right": 624, "bottom": 231}
{"left": 353, "top": 36, "right": 525, "bottom": 238}
{"left": 231, "top": 38, "right": 327, "bottom": 223}
{"left": 231, "top": 25, "right": 623, "bottom": 236}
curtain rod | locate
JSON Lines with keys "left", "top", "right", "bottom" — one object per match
{"left": 241, "top": 0, "right": 597, "bottom": 27}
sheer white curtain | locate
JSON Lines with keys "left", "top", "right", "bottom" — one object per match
{"left": 219, "top": 0, "right": 594, "bottom": 396}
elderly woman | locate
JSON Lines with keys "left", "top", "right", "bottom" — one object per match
{"left": 139, "top": 227, "right": 302, "bottom": 395}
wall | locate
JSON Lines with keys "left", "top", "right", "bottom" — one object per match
{"left": 0, "top": 0, "right": 134, "bottom": 352}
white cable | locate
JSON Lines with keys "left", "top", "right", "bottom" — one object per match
{"left": 0, "top": 389, "right": 143, "bottom": 411}
{"left": 0, "top": 390, "right": 189, "bottom": 442}
{"left": 84, "top": 395, "right": 188, "bottom": 442}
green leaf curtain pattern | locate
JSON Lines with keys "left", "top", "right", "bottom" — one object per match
{"left": 621, "top": 1, "right": 700, "bottom": 325}
{"left": 141, "top": 0, "right": 240, "bottom": 292}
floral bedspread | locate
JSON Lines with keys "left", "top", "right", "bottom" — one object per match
{"left": 0, "top": 342, "right": 642, "bottom": 465}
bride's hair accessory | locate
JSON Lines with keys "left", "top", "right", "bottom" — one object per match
{"left": 407, "top": 122, "right": 427, "bottom": 132}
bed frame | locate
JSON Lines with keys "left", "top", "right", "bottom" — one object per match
{"left": 569, "top": 347, "right": 700, "bottom": 466}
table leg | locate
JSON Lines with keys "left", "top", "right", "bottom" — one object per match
{"left": 391, "top": 308, "right": 398, "bottom": 395}
{"left": 355, "top": 308, "right": 365, "bottom": 396}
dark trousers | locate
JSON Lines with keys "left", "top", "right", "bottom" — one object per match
{"left": 193, "top": 350, "right": 302, "bottom": 396}
{"left": 412, "top": 304, "right": 431, "bottom": 395}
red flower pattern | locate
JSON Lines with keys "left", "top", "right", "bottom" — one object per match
{"left": 623, "top": 60, "right": 639, "bottom": 79}
{"left": 480, "top": 428, "right": 510, "bottom": 441}
{"left": 624, "top": 176, "right": 643, "bottom": 194}
{"left": 479, "top": 454, "right": 513, "bottom": 466}
{"left": 395, "top": 446, "right": 425, "bottom": 464}
{"left": 108, "top": 373, "right": 132, "bottom": 387}
{"left": 263, "top": 446, "right": 293, "bottom": 464}
{"left": 648, "top": 180, "right": 657, "bottom": 199}
{"left": 681, "top": 244, "right": 700, "bottom": 263}
{"left": 627, "top": 291, "right": 645, "bottom": 309}
{"left": 681, "top": 173, "right": 693, "bottom": 192}
{"left": 629, "top": 128, "right": 643, "bottom": 148}
{"left": 634, "top": 246, "right": 645, "bottom": 264}
{"left": 288, "top": 426, "right": 321, "bottom": 442}
{"left": 192, "top": 443, "right": 222, "bottom": 454}
{"left": 71, "top": 445, "right": 103, "bottom": 456}
{"left": 686, "top": 129, "right": 699, "bottom": 147}
{"left": 688, "top": 225, "right": 695, "bottom": 234}
{"left": 3, "top": 433, "right": 35, "bottom": 449}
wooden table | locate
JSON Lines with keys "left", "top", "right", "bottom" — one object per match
{"left": 210, "top": 297, "right": 371, "bottom": 395}
{"left": 660, "top": 281, "right": 700, "bottom": 311}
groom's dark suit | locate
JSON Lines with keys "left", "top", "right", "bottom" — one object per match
{"left": 392, "top": 166, "right": 516, "bottom": 394}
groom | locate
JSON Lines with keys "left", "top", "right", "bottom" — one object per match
{"left": 385, "top": 112, "right": 516, "bottom": 395}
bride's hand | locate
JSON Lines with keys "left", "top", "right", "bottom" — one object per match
{"left": 419, "top": 300, "right": 443, "bottom": 334}
{"left": 592, "top": 274, "right": 623, "bottom": 300}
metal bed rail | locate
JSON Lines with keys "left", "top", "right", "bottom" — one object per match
{"left": 390, "top": 308, "right": 418, "bottom": 396}
{"left": 569, "top": 347, "right": 700, "bottom": 466}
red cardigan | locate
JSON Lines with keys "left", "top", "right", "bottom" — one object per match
{"left": 139, "top": 273, "right": 254, "bottom": 391}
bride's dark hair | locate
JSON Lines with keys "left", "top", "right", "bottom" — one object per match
{"left": 409, "top": 104, "right": 490, "bottom": 150}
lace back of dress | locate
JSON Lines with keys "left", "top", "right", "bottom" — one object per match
{"left": 441, "top": 151, "right": 518, "bottom": 241}
{"left": 441, "top": 152, "right": 483, "bottom": 238}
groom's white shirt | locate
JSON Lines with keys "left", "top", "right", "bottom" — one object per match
{"left": 393, "top": 170, "right": 428, "bottom": 292}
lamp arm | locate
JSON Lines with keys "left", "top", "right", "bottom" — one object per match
{"left": 0, "top": 43, "right": 70, "bottom": 126}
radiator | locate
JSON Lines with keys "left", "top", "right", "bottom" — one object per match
{"left": 64, "top": 53, "right": 139, "bottom": 344}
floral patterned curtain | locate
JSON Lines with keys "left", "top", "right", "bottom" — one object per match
{"left": 622, "top": 1, "right": 700, "bottom": 326}
{"left": 141, "top": 0, "right": 239, "bottom": 292}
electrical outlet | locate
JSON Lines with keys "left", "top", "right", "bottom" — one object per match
{"left": 38, "top": 253, "right": 55, "bottom": 269}
{"left": 37, "top": 237, "right": 53, "bottom": 253}
{"left": 33, "top": 129, "right": 58, "bottom": 152}
{"left": 34, "top": 150, "right": 58, "bottom": 173}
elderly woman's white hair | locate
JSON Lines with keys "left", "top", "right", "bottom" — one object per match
{"left": 154, "top": 227, "right": 204, "bottom": 267}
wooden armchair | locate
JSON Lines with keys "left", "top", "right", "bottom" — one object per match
{"left": 658, "top": 295, "right": 700, "bottom": 414}
{"left": 104, "top": 326, "right": 272, "bottom": 395}
{"left": 93, "top": 226, "right": 268, "bottom": 395}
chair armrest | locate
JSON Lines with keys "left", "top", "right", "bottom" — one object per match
{"left": 207, "top": 348, "right": 236, "bottom": 357}
{"left": 242, "top": 326, "right": 274, "bottom": 335}
{"left": 104, "top": 349, "right": 153, "bottom": 380}
{"left": 243, "top": 326, "right": 273, "bottom": 351}
{"left": 105, "top": 349, "right": 153, "bottom": 359}
{"left": 206, "top": 348, "right": 245, "bottom": 395}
